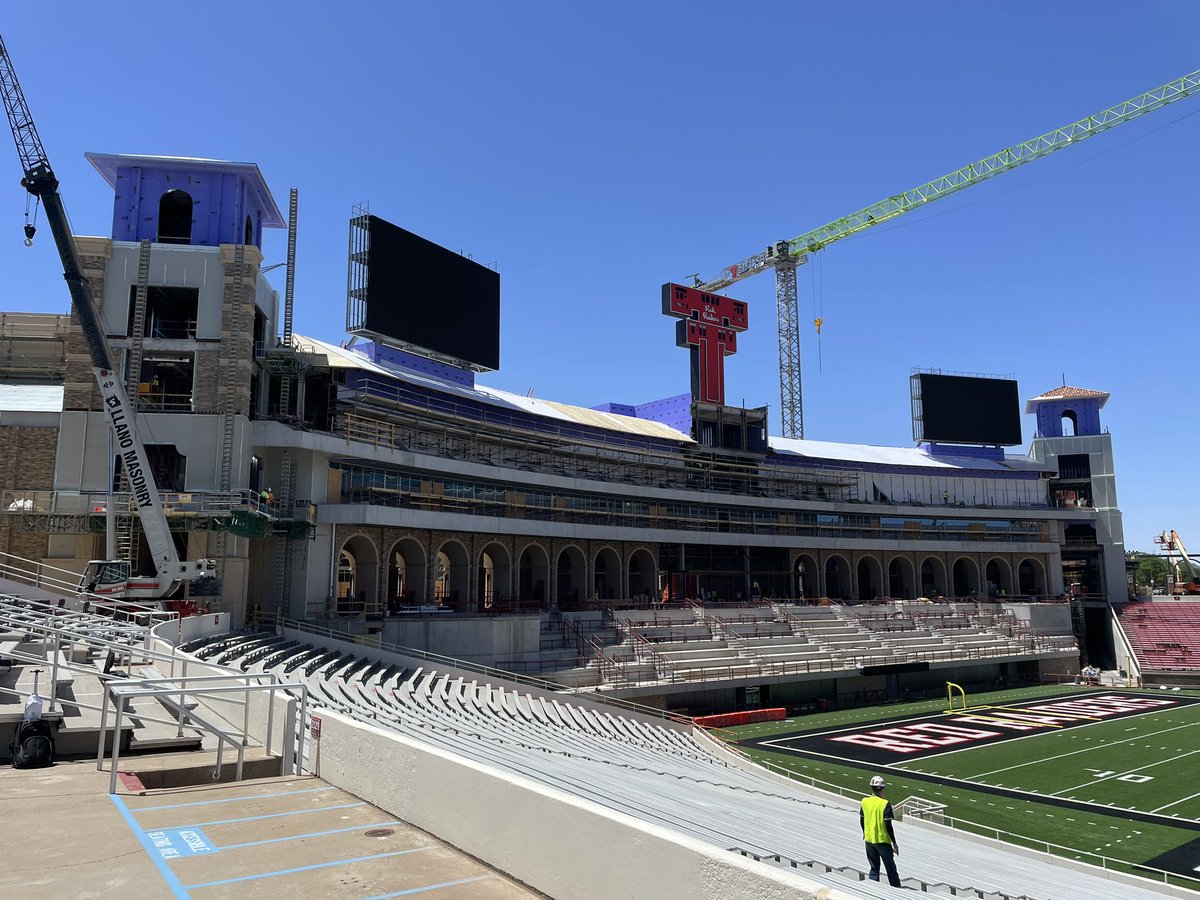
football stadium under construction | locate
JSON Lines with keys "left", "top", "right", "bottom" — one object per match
{"left": 2, "top": 30, "right": 1200, "bottom": 900}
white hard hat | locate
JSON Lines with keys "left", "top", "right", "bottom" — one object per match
{"left": 870, "top": 775, "right": 887, "bottom": 788}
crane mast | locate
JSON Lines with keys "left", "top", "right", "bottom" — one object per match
{"left": 699, "top": 68, "right": 1200, "bottom": 439}
{"left": 0, "top": 34, "right": 214, "bottom": 598}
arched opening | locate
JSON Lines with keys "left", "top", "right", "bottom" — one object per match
{"left": 1061, "top": 409, "right": 1077, "bottom": 437}
{"left": 920, "top": 557, "right": 947, "bottom": 599}
{"left": 824, "top": 555, "right": 850, "bottom": 601}
{"left": 888, "top": 557, "right": 916, "bottom": 600}
{"left": 985, "top": 558, "right": 1013, "bottom": 598}
{"left": 518, "top": 544, "right": 550, "bottom": 609}
{"left": 856, "top": 556, "right": 882, "bottom": 602}
{"left": 244, "top": 215, "right": 254, "bottom": 246}
{"left": 478, "top": 542, "right": 512, "bottom": 609}
{"left": 555, "top": 545, "right": 587, "bottom": 609}
{"left": 627, "top": 548, "right": 656, "bottom": 601}
{"left": 157, "top": 190, "right": 193, "bottom": 245}
{"left": 336, "top": 549, "right": 355, "bottom": 613}
{"left": 337, "top": 534, "right": 378, "bottom": 616}
{"left": 434, "top": 539, "right": 469, "bottom": 610}
{"left": 952, "top": 557, "right": 980, "bottom": 598}
{"left": 1018, "top": 558, "right": 1047, "bottom": 597}
{"left": 386, "top": 537, "right": 425, "bottom": 612}
{"left": 795, "top": 554, "right": 818, "bottom": 599}
{"left": 593, "top": 546, "right": 621, "bottom": 601}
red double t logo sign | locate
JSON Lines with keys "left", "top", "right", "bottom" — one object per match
{"left": 661, "top": 283, "right": 748, "bottom": 405}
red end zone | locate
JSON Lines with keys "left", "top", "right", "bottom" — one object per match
{"left": 749, "top": 693, "right": 1198, "bottom": 766}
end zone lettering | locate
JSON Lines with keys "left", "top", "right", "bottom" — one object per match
{"left": 827, "top": 694, "right": 1181, "bottom": 757}
{"left": 831, "top": 722, "right": 1000, "bottom": 754}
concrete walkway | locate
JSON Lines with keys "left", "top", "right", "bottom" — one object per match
{"left": 0, "top": 753, "right": 542, "bottom": 899}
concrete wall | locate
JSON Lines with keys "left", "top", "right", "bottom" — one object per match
{"left": 315, "top": 708, "right": 857, "bottom": 900}
{"left": 102, "top": 243, "right": 227, "bottom": 339}
{"left": 1002, "top": 602, "right": 1073, "bottom": 635}
{"left": 378, "top": 615, "right": 540, "bottom": 663}
{"left": 55, "top": 410, "right": 249, "bottom": 492}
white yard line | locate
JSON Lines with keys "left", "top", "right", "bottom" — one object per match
{"left": 1051, "top": 747, "right": 1200, "bottom": 797}
{"left": 1151, "top": 787, "right": 1200, "bottom": 814}
{"left": 963, "top": 720, "right": 1198, "bottom": 781}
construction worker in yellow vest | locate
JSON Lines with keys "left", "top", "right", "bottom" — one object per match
{"left": 860, "top": 774, "right": 901, "bottom": 886}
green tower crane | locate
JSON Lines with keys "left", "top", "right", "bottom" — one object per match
{"left": 697, "top": 69, "right": 1200, "bottom": 439}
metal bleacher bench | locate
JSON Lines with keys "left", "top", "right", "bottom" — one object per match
{"left": 0, "top": 640, "right": 17, "bottom": 672}
{"left": 45, "top": 649, "right": 75, "bottom": 685}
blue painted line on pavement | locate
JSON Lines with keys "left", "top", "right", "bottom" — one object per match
{"left": 183, "top": 847, "right": 432, "bottom": 889}
{"left": 134, "top": 786, "right": 337, "bottom": 812}
{"left": 360, "top": 876, "right": 493, "bottom": 898}
{"left": 110, "top": 794, "right": 191, "bottom": 900}
{"left": 214, "top": 821, "right": 409, "bottom": 851}
{"left": 170, "top": 801, "right": 366, "bottom": 829}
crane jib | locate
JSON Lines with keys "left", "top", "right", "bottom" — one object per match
{"left": 100, "top": 376, "right": 154, "bottom": 510}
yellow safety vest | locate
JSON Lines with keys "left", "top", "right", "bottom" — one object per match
{"left": 861, "top": 794, "right": 891, "bottom": 844}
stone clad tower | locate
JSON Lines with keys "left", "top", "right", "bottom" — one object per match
{"left": 1027, "top": 385, "right": 1127, "bottom": 662}
{"left": 56, "top": 153, "right": 285, "bottom": 620}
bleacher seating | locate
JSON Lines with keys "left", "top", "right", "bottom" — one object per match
{"left": 586, "top": 600, "right": 1067, "bottom": 687}
{"left": 191, "top": 630, "right": 1168, "bottom": 900}
{"left": 1116, "top": 601, "right": 1200, "bottom": 671}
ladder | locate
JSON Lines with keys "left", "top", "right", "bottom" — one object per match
{"left": 268, "top": 453, "right": 296, "bottom": 618}
{"left": 213, "top": 243, "right": 247, "bottom": 578}
{"left": 278, "top": 188, "right": 298, "bottom": 417}
{"left": 125, "top": 240, "right": 152, "bottom": 402}
{"left": 115, "top": 512, "right": 139, "bottom": 573}
{"left": 1070, "top": 597, "right": 1088, "bottom": 663}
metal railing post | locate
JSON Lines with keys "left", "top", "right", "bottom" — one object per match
{"left": 49, "top": 634, "right": 60, "bottom": 712}
{"left": 266, "top": 678, "right": 275, "bottom": 758}
{"left": 96, "top": 685, "right": 110, "bottom": 771}
{"left": 108, "top": 694, "right": 126, "bottom": 794}
{"left": 242, "top": 681, "right": 251, "bottom": 747}
{"left": 296, "top": 686, "right": 309, "bottom": 775}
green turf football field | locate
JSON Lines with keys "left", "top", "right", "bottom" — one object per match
{"left": 893, "top": 698, "right": 1200, "bottom": 819}
{"left": 723, "top": 686, "right": 1200, "bottom": 887}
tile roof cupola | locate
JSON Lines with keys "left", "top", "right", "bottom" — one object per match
{"left": 1026, "top": 385, "right": 1109, "bottom": 438}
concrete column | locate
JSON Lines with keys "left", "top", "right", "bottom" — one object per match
{"left": 465, "top": 533, "right": 479, "bottom": 614}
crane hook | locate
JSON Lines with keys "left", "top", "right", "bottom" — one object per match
{"left": 23, "top": 223, "right": 35, "bottom": 247}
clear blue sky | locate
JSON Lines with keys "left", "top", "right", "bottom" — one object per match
{"left": 2, "top": 3, "right": 1197, "bottom": 552}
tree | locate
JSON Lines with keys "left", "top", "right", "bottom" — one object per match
{"left": 1136, "top": 556, "right": 1168, "bottom": 588}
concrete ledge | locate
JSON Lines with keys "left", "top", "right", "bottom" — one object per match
{"left": 317, "top": 708, "right": 864, "bottom": 900}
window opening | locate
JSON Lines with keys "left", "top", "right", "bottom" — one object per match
{"left": 1061, "top": 409, "right": 1078, "bottom": 436}
{"left": 157, "top": 190, "right": 193, "bottom": 245}
{"left": 128, "top": 286, "right": 199, "bottom": 339}
{"left": 137, "top": 352, "right": 195, "bottom": 411}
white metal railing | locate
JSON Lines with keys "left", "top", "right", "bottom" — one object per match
{"left": 0, "top": 549, "right": 89, "bottom": 597}
{"left": 0, "top": 550, "right": 171, "bottom": 622}
{"left": 1, "top": 488, "right": 276, "bottom": 518}
{"left": 0, "top": 594, "right": 180, "bottom": 713}
{"left": 0, "top": 593, "right": 308, "bottom": 789}
{"left": 98, "top": 674, "right": 309, "bottom": 793}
